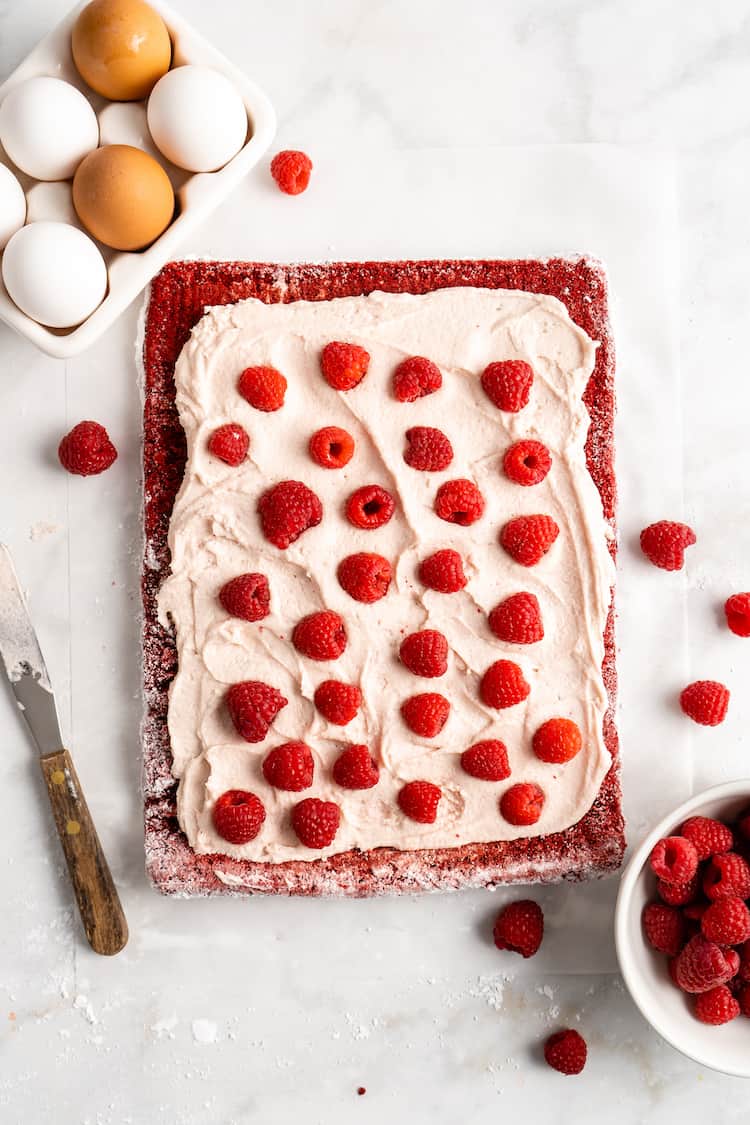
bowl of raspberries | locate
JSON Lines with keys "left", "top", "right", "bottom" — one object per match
{"left": 615, "top": 780, "right": 750, "bottom": 1076}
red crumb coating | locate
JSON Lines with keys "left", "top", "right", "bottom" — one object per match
{"left": 142, "top": 257, "right": 622, "bottom": 896}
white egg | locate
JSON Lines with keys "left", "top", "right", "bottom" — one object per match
{"left": 2, "top": 221, "right": 107, "bottom": 328}
{"left": 0, "top": 163, "right": 26, "bottom": 249}
{"left": 0, "top": 77, "right": 99, "bottom": 181}
{"left": 147, "top": 65, "right": 247, "bottom": 173}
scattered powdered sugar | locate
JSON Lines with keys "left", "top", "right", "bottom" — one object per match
{"left": 73, "top": 995, "right": 98, "bottom": 1026}
{"left": 191, "top": 1019, "right": 218, "bottom": 1044}
{"left": 470, "top": 974, "right": 512, "bottom": 1011}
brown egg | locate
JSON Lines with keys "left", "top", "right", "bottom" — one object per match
{"left": 72, "top": 0, "right": 171, "bottom": 101}
{"left": 73, "top": 144, "right": 174, "bottom": 251}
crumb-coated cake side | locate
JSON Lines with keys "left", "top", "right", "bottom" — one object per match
{"left": 142, "top": 258, "right": 623, "bottom": 897}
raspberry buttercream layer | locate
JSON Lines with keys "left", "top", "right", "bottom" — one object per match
{"left": 142, "top": 258, "right": 623, "bottom": 896}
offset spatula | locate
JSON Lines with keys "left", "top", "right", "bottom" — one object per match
{"left": 0, "top": 545, "right": 127, "bottom": 956}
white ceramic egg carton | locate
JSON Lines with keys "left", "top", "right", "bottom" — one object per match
{"left": 0, "top": 0, "right": 275, "bottom": 358}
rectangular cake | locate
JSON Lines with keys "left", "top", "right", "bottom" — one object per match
{"left": 142, "top": 257, "right": 623, "bottom": 896}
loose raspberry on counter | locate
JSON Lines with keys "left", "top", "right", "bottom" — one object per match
{"left": 400, "top": 693, "right": 450, "bottom": 737}
{"left": 292, "top": 797, "right": 341, "bottom": 848}
{"left": 321, "top": 341, "right": 370, "bottom": 390}
{"left": 309, "top": 426, "right": 355, "bottom": 469}
{"left": 403, "top": 425, "right": 454, "bottom": 471}
{"left": 418, "top": 549, "right": 467, "bottom": 593}
{"left": 262, "top": 741, "right": 315, "bottom": 791}
{"left": 673, "top": 934, "right": 739, "bottom": 993}
{"left": 701, "top": 896, "right": 750, "bottom": 945}
{"left": 488, "top": 592, "right": 544, "bottom": 644}
{"left": 238, "top": 365, "right": 287, "bottom": 411}
{"left": 399, "top": 630, "right": 449, "bottom": 678}
{"left": 346, "top": 484, "right": 395, "bottom": 529}
{"left": 212, "top": 789, "right": 266, "bottom": 845}
{"left": 725, "top": 592, "right": 750, "bottom": 637}
{"left": 493, "top": 899, "right": 543, "bottom": 958}
{"left": 703, "top": 853, "right": 750, "bottom": 901}
{"left": 270, "top": 149, "right": 312, "bottom": 195}
{"left": 543, "top": 1029, "right": 587, "bottom": 1076}
{"left": 500, "top": 782, "right": 544, "bottom": 826}
{"left": 679, "top": 680, "right": 730, "bottom": 726}
{"left": 481, "top": 360, "right": 533, "bottom": 413}
{"left": 226, "top": 681, "right": 288, "bottom": 743}
{"left": 58, "top": 420, "right": 118, "bottom": 476}
{"left": 642, "top": 902, "right": 686, "bottom": 956}
{"left": 694, "top": 985, "right": 740, "bottom": 1025}
{"left": 639, "top": 520, "right": 696, "bottom": 571}
{"left": 657, "top": 874, "right": 700, "bottom": 906}
{"left": 434, "top": 479, "right": 485, "bottom": 526}
{"left": 398, "top": 780, "right": 442, "bottom": 824}
{"left": 332, "top": 744, "right": 380, "bottom": 790}
{"left": 649, "top": 836, "right": 699, "bottom": 885}
{"left": 479, "top": 660, "right": 530, "bottom": 710}
{"left": 337, "top": 552, "right": 392, "bottom": 603}
{"left": 219, "top": 573, "right": 271, "bottom": 622}
{"left": 500, "top": 514, "right": 559, "bottom": 566}
{"left": 460, "top": 739, "right": 510, "bottom": 781}
{"left": 392, "top": 355, "right": 442, "bottom": 401}
{"left": 208, "top": 422, "right": 249, "bottom": 466}
{"left": 502, "top": 440, "right": 552, "bottom": 487}
{"left": 680, "top": 815, "right": 734, "bottom": 861}
{"left": 292, "top": 610, "right": 347, "bottom": 661}
{"left": 533, "top": 718, "right": 582, "bottom": 764}
{"left": 258, "top": 480, "right": 323, "bottom": 548}
{"left": 313, "top": 680, "right": 362, "bottom": 725}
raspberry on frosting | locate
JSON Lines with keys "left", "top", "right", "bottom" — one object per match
{"left": 479, "top": 660, "right": 530, "bottom": 709}
{"left": 434, "top": 479, "right": 485, "bottom": 526}
{"left": 309, "top": 426, "right": 355, "bottom": 469}
{"left": 500, "top": 782, "right": 544, "bottom": 826}
{"left": 219, "top": 573, "right": 270, "bottom": 622}
{"left": 292, "top": 797, "right": 340, "bottom": 848}
{"left": 398, "top": 780, "right": 442, "bottom": 824}
{"left": 400, "top": 693, "right": 450, "bottom": 737}
{"left": 392, "top": 355, "right": 442, "bottom": 401}
{"left": 481, "top": 360, "right": 534, "bottom": 412}
{"left": 345, "top": 484, "right": 395, "bottom": 529}
{"left": 208, "top": 423, "right": 249, "bottom": 466}
{"left": 460, "top": 739, "right": 510, "bottom": 781}
{"left": 488, "top": 592, "right": 543, "bottom": 644}
{"left": 292, "top": 610, "right": 347, "bottom": 661}
{"left": 332, "top": 744, "right": 379, "bottom": 790}
{"left": 226, "top": 681, "right": 288, "bottom": 743}
{"left": 337, "top": 552, "right": 392, "bottom": 603}
{"left": 313, "top": 680, "right": 362, "bottom": 725}
{"left": 238, "top": 365, "right": 287, "bottom": 411}
{"left": 418, "top": 549, "right": 467, "bottom": 593}
{"left": 258, "top": 480, "right": 323, "bottom": 549}
{"left": 403, "top": 426, "right": 453, "bottom": 471}
{"left": 500, "top": 514, "right": 559, "bottom": 566}
{"left": 532, "top": 718, "right": 583, "bottom": 764}
{"left": 262, "top": 741, "right": 315, "bottom": 791}
{"left": 58, "top": 420, "right": 118, "bottom": 476}
{"left": 399, "top": 630, "right": 449, "bottom": 678}
{"left": 502, "top": 440, "right": 551, "bottom": 486}
{"left": 321, "top": 341, "right": 370, "bottom": 390}
{"left": 212, "top": 789, "right": 266, "bottom": 845}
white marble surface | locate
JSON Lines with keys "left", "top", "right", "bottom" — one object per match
{"left": 1, "top": 1, "right": 750, "bottom": 1121}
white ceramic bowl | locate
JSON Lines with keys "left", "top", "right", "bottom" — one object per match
{"left": 615, "top": 780, "right": 750, "bottom": 1077}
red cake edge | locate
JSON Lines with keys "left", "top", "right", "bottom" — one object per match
{"left": 141, "top": 257, "right": 623, "bottom": 897}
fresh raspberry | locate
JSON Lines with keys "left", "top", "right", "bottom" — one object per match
{"left": 740, "top": 984, "right": 750, "bottom": 1017}
{"left": 292, "top": 610, "right": 347, "bottom": 661}
{"left": 309, "top": 426, "right": 355, "bottom": 469}
{"left": 481, "top": 360, "right": 534, "bottom": 413}
{"left": 262, "top": 741, "right": 314, "bottom": 791}
{"left": 238, "top": 365, "right": 287, "bottom": 411}
{"left": 642, "top": 902, "right": 686, "bottom": 956}
{"left": 500, "top": 782, "right": 544, "bottom": 826}
{"left": 479, "top": 660, "right": 530, "bottom": 709}
{"left": 403, "top": 426, "right": 453, "bottom": 471}
{"left": 418, "top": 549, "right": 467, "bottom": 593}
{"left": 701, "top": 896, "right": 750, "bottom": 945}
{"left": 58, "top": 420, "right": 118, "bottom": 476}
{"left": 398, "top": 780, "right": 442, "bottom": 824}
{"left": 493, "top": 899, "right": 543, "bottom": 957}
{"left": 502, "top": 440, "right": 552, "bottom": 486}
{"left": 212, "top": 789, "right": 266, "bottom": 845}
{"left": 500, "top": 514, "right": 559, "bottom": 566}
{"left": 694, "top": 985, "right": 740, "bottom": 1025}
{"left": 657, "top": 874, "right": 699, "bottom": 906}
{"left": 703, "top": 853, "right": 750, "bottom": 901}
{"left": 399, "top": 630, "right": 449, "bottom": 678}
{"left": 313, "top": 680, "right": 362, "bottom": 725}
{"left": 434, "top": 479, "right": 485, "bottom": 526}
{"left": 543, "top": 1029, "right": 586, "bottom": 1076}
{"left": 532, "top": 718, "right": 583, "bottom": 764}
{"left": 321, "top": 341, "right": 370, "bottom": 390}
{"left": 674, "top": 934, "right": 739, "bottom": 993}
{"left": 392, "top": 356, "right": 442, "bottom": 402}
{"left": 337, "top": 553, "right": 392, "bottom": 603}
{"left": 226, "top": 681, "right": 288, "bottom": 743}
{"left": 680, "top": 680, "right": 730, "bottom": 726}
{"left": 270, "top": 149, "right": 312, "bottom": 195}
{"left": 488, "top": 592, "right": 544, "bottom": 644}
{"left": 683, "top": 899, "right": 709, "bottom": 921}
{"left": 219, "top": 573, "right": 271, "bottom": 622}
{"left": 460, "top": 739, "right": 511, "bottom": 781}
{"left": 258, "top": 480, "right": 323, "bottom": 548}
{"left": 680, "top": 815, "right": 734, "bottom": 861}
{"left": 649, "top": 836, "right": 699, "bottom": 884}
{"left": 400, "top": 693, "right": 450, "bottom": 737}
{"left": 725, "top": 593, "right": 750, "bottom": 637}
{"left": 639, "top": 520, "right": 696, "bottom": 571}
{"left": 208, "top": 422, "right": 249, "bottom": 466}
{"left": 345, "top": 484, "right": 395, "bottom": 529}
{"left": 332, "top": 744, "right": 379, "bottom": 790}
{"left": 292, "top": 797, "right": 340, "bottom": 848}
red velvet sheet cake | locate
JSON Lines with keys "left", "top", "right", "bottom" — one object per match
{"left": 142, "top": 257, "right": 623, "bottom": 896}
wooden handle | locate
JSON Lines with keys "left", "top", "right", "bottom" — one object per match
{"left": 40, "top": 749, "right": 128, "bottom": 956}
